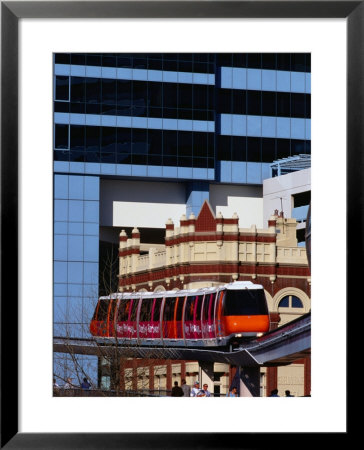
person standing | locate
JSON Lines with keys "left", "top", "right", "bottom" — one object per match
{"left": 53, "top": 378, "right": 60, "bottom": 396}
{"left": 171, "top": 381, "right": 184, "bottom": 397}
{"left": 201, "top": 383, "right": 211, "bottom": 397}
{"left": 181, "top": 379, "right": 191, "bottom": 397}
{"left": 190, "top": 381, "right": 202, "bottom": 396}
{"left": 64, "top": 377, "right": 73, "bottom": 389}
{"left": 226, "top": 387, "right": 238, "bottom": 397}
{"left": 269, "top": 389, "right": 279, "bottom": 397}
{"left": 81, "top": 377, "right": 91, "bottom": 390}
{"left": 285, "top": 390, "right": 294, "bottom": 397}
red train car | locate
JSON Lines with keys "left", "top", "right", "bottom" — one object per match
{"left": 90, "top": 281, "right": 270, "bottom": 348}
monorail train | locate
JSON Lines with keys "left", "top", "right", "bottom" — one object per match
{"left": 90, "top": 281, "right": 270, "bottom": 348}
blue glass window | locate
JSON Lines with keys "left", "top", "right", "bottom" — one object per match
{"left": 70, "top": 125, "right": 85, "bottom": 151}
{"left": 262, "top": 54, "right": 276, "bottom": 70}
{"left": 54, "top": 199, "right": 68, "bottom": 221}
{"left": 262, "top": 92, "right": 276, "bottom": 116}
{"left": 69, "top": 176, "right": 84, "bottom": 200}
{"left": 68, "top": 262, "right": 83, "bottom": 283}
{"left": 262, "top": 138, "right": 276, "bottom": 162}
{"left": 84, "top": 201, "right": 99, "bottom": 223}
{"left": 101, "top": 127, "right": 116, "bottom": 153}
{"left": 193, "top": 132, "right": 208, "bottom": 157}
{"left": 179, "top": 131, "right": 193, "bottom": 157}
{"left": 247, "top": 137, "right": 261, "bottom": 162}
{"left": 247, "top": 53, "right": 261, "bottom": 69}
{"left": 277, "top": 139, "right": 290, "bottom": 159}
{"left": 247, "top": 91, "right": 261, "bottom": 115}
{"left": 117, "top": 80, "right": 131, "bottom": 106}
{"left": 71, "top": 77, "right": 85, "bottom": 103}
{"left": 69, "top": 200, "right": 84, "bottom": 222}
{"left": 86, "top": 126, "right": 100, "bottom": 153}
{"left": 54, "top": 236, "right": 68, "bottom": 261}
{"left": 231, "top": 136, "right": 246, "bottom": 161}
{"left": 102, "top": 78, "right": 116, "bottom": 104}
{"left": 277, "top": 53, "right": 290, "bottom": 71}
{"left": 163, "top": 131, "right": 178, "bottom": 156}
{"left": 132, "top": 129, "right": 147, "bottom": 155}
{"left": 217, "top": 135, "right": 231, "bottom": 160}
{"left": 55, "top": 53, "right": 70, "bottom": 64}
{"left": 85, "top": 77, "right": 101, "bottom": 104}
{"left": 54, "top": 261, "right": 68, "bottom": 283}
{"left": 68, "top": 235, "right": 84, "bottom": 261}
{"left": 55, "top": 76, "right": 69, "bottom": 101}
{"left": 55, "top": 124, "right": 69, "bottom": 150}
{"left": 54, "top": 174, "right": 69, "bottom": 199}
{"left": 277, "top": 92, "right": 290, "bottom": 117}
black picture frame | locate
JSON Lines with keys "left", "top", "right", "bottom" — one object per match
{"left": 1, "top": 1, "right": 355, "bottom": 448}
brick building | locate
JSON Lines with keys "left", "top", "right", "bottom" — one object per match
{"left": 116, "top": 201, "right": 311, "bottom": 396}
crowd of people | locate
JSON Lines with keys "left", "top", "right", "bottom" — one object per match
{"left": 269, "top": 389, "right": 295, "bottom": 397}
{"left": 53, "top": 377, "right": 92, "bottom": 392}
{"left": 171, "top": 379, "right": 213, "bottom": 397}
{"left": 171, "top": 379, "right": 238, "bottom": 397}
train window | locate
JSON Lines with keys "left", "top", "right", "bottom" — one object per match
{"left": 224, "top": 289, "right": 268, "bottom": 316}
{"left": 139, "top": 298, "right": 154, "bottom": 322}
{"left": 195, "top": 295, "right": 203, "bottom": 321}
{"left": 163, "top": 297, "right": 177, "bottom": 321}
{"left": 130, "top": 299, "right": 140, "bottom": 321}
{"left": 152, "top": 297, "right": 163, "bottom": 322}
{"left": 117, "top": 299, "right": 131, "bottom": 322}
{"left": 97, "top": 299, "right": 109, "bottom": 320}
{"left": 176, "top": 297, "right": 185, "bottom": 321}
{"left": 203, "top": 293, "right": 215, "bottom": 321}
{"left": 108, "top": 299, "right": 116, "bottom": 322}
{"left": 185, "top": 295, "right": 196, "bottom": 321}
{"left": 91, "top": 303, "right": 99, "bottom": 321}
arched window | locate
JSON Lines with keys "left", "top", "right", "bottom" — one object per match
{"left": 278, "top": 295, "right": 303, "bottom": 309}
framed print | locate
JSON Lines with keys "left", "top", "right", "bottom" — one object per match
{"left": 1, "top": 1, "right": 356, "bottom": 448}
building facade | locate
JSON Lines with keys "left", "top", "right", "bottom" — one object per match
{"left": 263, "top": 159, "right": 311, "bottom": 246}
{"left": 53, "top": 53, "right": 311, "bottom": 388}
{"left": 118, "top": 201, "right": 311, "bottom": 320}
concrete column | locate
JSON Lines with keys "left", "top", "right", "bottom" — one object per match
{"left": 304, "top": 357, "right": 311, "bottom": 396}
{"left": 166, "top": 360, "right": 172, "bottom": 391}
{"left": 239, "top": 367, "right": 261, "bottom": 397}
{"left": 165, "top": 218, "right": 174, "bottom": 267}
{"left": 131, "top": 227, "right": 140, "bottom": 273}
{"left": 119, "top": 229, "right": 128, "bottom": 277}
{"left": 198, "top": 361, "right": 214, "bottom": 393}
{"left": 179, "top": 214, "right": 188, "bottom": 264}
{"left": 268, "top": 217, "right": 277, "bottom": 264}
{"left": 231, "top": 212, "right": 239, "bottom": 281}
{"left": 266, "top": 366, "right": 278, "bottom": 396}
{"left": 149, "top": 364, "right": 154, "bottom": 391}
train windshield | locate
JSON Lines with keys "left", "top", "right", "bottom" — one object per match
{"left": 224, "top": 289, "right": 268, "bottom": 316}
{"left": 93, "top": 299, "right": 109, "bottom": 321}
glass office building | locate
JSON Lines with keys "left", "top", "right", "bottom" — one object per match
{"left": 53, "top": 53, "right": 310, "bottom": 382}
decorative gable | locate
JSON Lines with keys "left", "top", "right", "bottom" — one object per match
{"left": 195, "top": 200, "right": 216, "bottom": 232}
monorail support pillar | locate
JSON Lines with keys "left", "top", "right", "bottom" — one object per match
{"left": 198, "top": 361, "right": 214, "bottom": 390}
{"left": 239, "top": 367, "right": 261, "bottom": 397}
